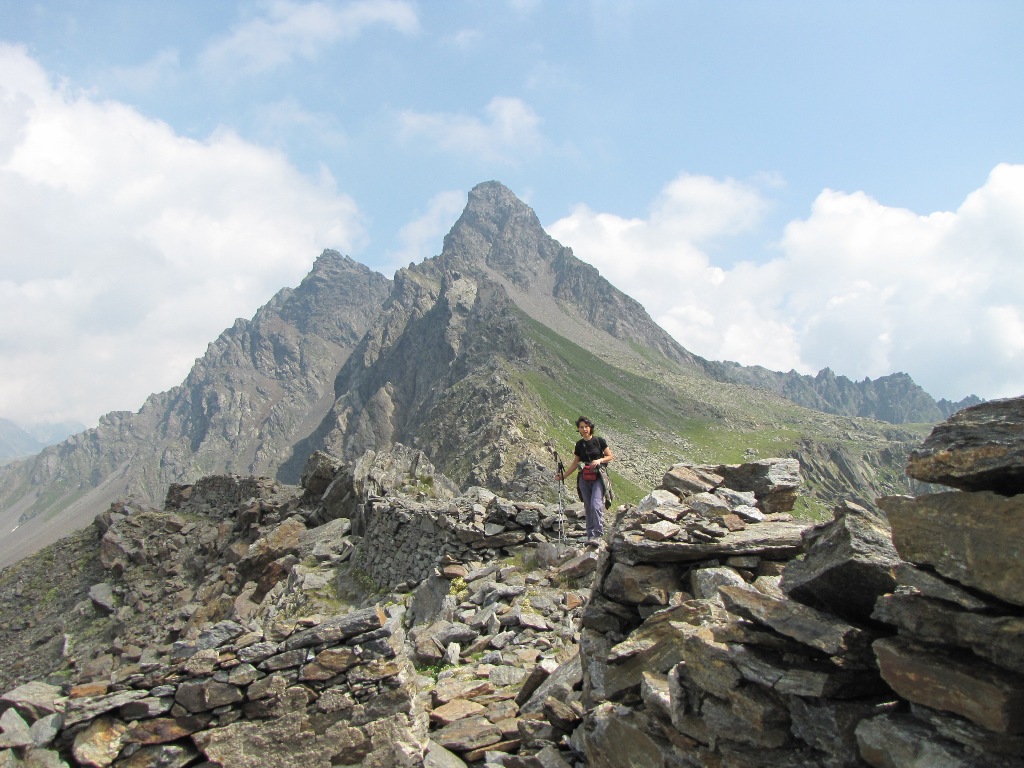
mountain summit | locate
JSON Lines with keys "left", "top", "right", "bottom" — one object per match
{"left": 0, "top": 252, "right": 391, "bottom": 567}
{"left": 0, "top": 182, "right": 932, "bottom": 568}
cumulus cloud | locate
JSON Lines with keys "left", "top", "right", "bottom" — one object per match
{"left": 398, "top": 97, "right": 544, "bottom": 164}
{"left": 548, "top": 167, "right": 1024, "bottom": 401}
{"left": 201, "top": 0, "right": 419, "bottom": 75}
{"left": 0, "top": 45, "right": 365, "bottom": 426}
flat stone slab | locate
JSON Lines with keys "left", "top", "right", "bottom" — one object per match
{"left": 874, "top": 636, "right": 1024, "bottom": 734}
{"left": 879, "top": 491, "right": 1024, "bottom": 607}
{"left": 719, "top": 585, "right": 875, "bottom": 663}
{"left": 612, "top": 520, "right": 808, "bottom": 565}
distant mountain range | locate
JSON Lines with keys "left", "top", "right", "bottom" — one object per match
{"left": 706, "top": 362, "right": 981, "bottom": 424}
{"left": 0, "top": 182, "right": 967, "bottom": 568}
{"left": 0, "top": 418, "right": 85, "bottom": 463}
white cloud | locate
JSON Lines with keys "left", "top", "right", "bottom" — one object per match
{"left": 549, "top": 167, "right": 1024, "bottom": 401}
{"left": 0, "top": 45, "right": 365, "bottom": 425}
{"left": 398, "top": 97, "right": 545, "bottom": 164}
{"left": 201, "top": 0, "right": 419, "bottom": 75}
{"left": 383, "top": 190, "right": 466, "bottom": 275}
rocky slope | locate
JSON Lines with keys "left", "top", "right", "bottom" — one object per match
{"left": 1, "top": 398, "right": 1020, "bottom": 766}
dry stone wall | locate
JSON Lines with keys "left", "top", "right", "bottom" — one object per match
{"left": 351, "top": 489, "right": 585, "bottom": 591}
{"left": 0, "top": 606, "right": 425, "bottom": 767}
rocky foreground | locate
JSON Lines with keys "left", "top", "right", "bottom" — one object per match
{"left": 0, "top": 398, "right": 1022, "bottom": 766}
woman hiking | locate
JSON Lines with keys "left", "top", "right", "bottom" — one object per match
{"left": 555, "top": 416, "right": 613, "bottom": 545}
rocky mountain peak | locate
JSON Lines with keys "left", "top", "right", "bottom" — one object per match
{"left": 439, "top": 180, "right": 569, "bottom": 291}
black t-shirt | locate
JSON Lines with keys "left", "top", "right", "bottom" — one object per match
{"left": 575, "top": 436, "right": 608, "bottom": 464}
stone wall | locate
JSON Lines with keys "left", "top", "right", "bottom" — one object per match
{"left": 351, "top": 489, "right": 587, "bottom": 591}
{"left": 865, "top": 397, "right": 1024, "bottom": 765}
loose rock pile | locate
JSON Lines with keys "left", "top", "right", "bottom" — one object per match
{"left": 0, "top": 606, "right": 425, "bottom": 767}
{"left": 0, "top": 444, "right": 598, "bottom": 766}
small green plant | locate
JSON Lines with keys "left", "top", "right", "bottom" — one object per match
{"left": 415, "top": 660, "right": 455, "bottom": 682}
{"left": 505, "top": 548, "right": 538, "bottom": 572}
{"left": 350, "top": 568, "right": 378, "bottom": 594}
{"left": 449, "top": 576, "right": 469, "bottom": 601}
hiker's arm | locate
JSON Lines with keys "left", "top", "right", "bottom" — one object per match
{"left": 557, "top": 455, "right": 581, "bottom": 479}
{"left": 597, "top": 446, "right": 613, "bottom": 466}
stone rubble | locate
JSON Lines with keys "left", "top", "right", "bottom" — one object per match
{"left": 1, "top": 399, "right": 1023, "bottom": 766}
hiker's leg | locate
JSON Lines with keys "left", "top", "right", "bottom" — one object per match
{"left": 585, "top": 480, "right": 604, "bottom": 538}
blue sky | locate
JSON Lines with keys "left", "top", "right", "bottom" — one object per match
{"left": 1, "top": 1, "right": 1022, "bottom": 427}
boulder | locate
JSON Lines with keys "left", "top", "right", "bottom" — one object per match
{"left": 603, "top": 563, "right": 682, "bottom": 606}
{"left": 780, "top": 500, "right": 901, "bottom": 624}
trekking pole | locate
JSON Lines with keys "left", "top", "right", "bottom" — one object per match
{"left": 547, "top": 441, "right": 567, "bottom": 545}
{"left": 554, "top": 450, "right": 567, "bottom": 545}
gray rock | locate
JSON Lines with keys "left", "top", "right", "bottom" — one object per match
{"left": 874, "top": 635, "right": 1024, "bottom": 734}
{"left": 613, "top": 520, "right": 808, "bottom": 565}
{"left": 573, "top": 702, "right": 666, "bottom": 768}
{"left": 87, "top": 583, "right": 117, "bottom": 615}
{"left": 423, "top": 739, "right": 468, "bottom": 768}
{"left": 880, "top": 491, "right": 1024, "bottom": 607}
{"left": 0, "top": 682, "right": 65, "bottom": 721}
{"left": 62, "top": 690, "right": 149, "bottom": 727}
{"left": 603, "top": 562, "right": 682, "bottom": 606}
{"left": 781, "top": 499, "right": 901, "bottom": 624}
{"left": 432, "top": 715, "right": 502, "bottom": 753}
{"left": 719, "top": 585, "right": 875, "bottom": 662}
{"left": 28, "top": 713, "right": 62, "bottom": 748}
{"left": 689, "top": 566, "right": 747, "bottom": 602}
{"left": 873, "top": 590, "right": 1024, "bottom": 675}
{"left": 283, "top": 606, "right": 386, "bottom": 649}
{"left": 661, "top": 465, "right": 722, "bottom": 497}
{"left": 112, "top": 742, "right": 199, "bottom": 767}
{"left": 0, "top": 708, "right": 32, "bottom": 749}
{"left": 906, "top": 396, "right": 1024, "bottom": 495}
{"left": 856, "top": 713, "right": 999, "bottom": 768}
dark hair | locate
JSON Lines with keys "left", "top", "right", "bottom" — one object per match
{"left": 575, "top": 416, "right": 595, "bottom": 431}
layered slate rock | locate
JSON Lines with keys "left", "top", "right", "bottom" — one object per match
{"left": 781, "top": 500, "right": 901, "bottom": 624}
{"left": 879, "top": 490, "right": 1024, "bottom": 608}
{"left": 864, "top": 395, "right": 1024, "bottom": 764}
{"left": 905, "top": 396, "right": 1024, "bottom": 495}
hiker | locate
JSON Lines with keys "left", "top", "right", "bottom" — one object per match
{"left": 555, "top": 416, "right": 613, "bottom": 544}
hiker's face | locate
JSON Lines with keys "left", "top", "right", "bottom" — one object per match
{"left": 577, "top": 422, "right": 592, "bottom": 438}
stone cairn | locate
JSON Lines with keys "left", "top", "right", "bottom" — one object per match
{"left": 569, "top": 398, "right": 1024, "bottom": 767}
